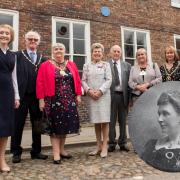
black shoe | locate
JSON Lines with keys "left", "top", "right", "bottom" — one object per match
{"left": 108, "top": 146, "right": 115, "bottom": 152}
{"left": 12, "top": 155, "right": 21, "bottom": 163}
{"left": 53, "top": 159, "right": 61, "bottom": 164}
{"left": 120, "top": 145, "right": 129, "bottom": 152}
{"left": 60, "top": 154, "right": 72, "bottom": 159}
{"left": 31, "top": 153, "right": 48, "bottom": 160}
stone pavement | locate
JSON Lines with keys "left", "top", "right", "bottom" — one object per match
{"left": 1, "top": 143, "right": 180, "bottom": 180}
{"left": 2, "top": 126, "right": 180, "bottom": 179}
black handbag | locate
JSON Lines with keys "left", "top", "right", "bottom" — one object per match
{"left": 33, "top": 110, "right": 51, "bottom": 134}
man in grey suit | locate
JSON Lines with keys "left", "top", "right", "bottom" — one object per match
{"left": 108, "top": 45, "right": 131, "bottom": 152}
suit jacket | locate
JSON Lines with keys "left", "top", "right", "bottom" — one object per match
{"left": 109, "top": 60, "right": 131, "bottom": 107}
{"left": 16, "top": 49, "right": 47, "bottom": 99}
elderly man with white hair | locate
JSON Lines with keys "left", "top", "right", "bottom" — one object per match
{"left": 11, "top": 30, "right": 48, "bottom": 163}
{"left": 108, "top": 45, "right": 131, "bottom": 153}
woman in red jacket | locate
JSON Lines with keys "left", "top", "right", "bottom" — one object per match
{"left": 36, "top": 43, "right": 82, "bottom": 164}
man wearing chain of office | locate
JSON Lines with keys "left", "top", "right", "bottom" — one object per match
{"left": 11, "top": 30, "right": 48, "bottom": 163}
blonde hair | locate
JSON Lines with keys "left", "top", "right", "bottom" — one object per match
{"left": 91, "top": 43, "right": 104, "bottom": 53}
{"left": 165, "top": 46, "right": 179, "bottom": 62}
{"left": 135, "top": 48, "right": 150, "bottom": 66}
{"left": 0, "top": 24, "right": 14, "bottom": 44}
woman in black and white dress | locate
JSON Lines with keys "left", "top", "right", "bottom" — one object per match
{"left": 160, "top": 46, "right": 180, "bottom": 82}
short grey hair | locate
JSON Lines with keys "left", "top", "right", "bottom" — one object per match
{"left": 110, "top": 45, "right": 122, "bottom": 53}
{"left": 52, "top": 43, "right": 66, "bottom": 52}
{"left": 91, "top": 43, "right": 104, "bottom": 53}
{"left": 25, "top": 30, "right": 41, "bottom": 43}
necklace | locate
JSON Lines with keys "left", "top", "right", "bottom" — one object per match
{"left": 165, "top": 151, "right": 180, "bottom": 167}
{"left": 22, "top": 50, "right": 42, "bottom": 71}
{"left": 53, "top": 59, "right": 66, "bottom": 66}
{"left": 52, "top": 59, "right": 67, "bottom": 76}
{"left": 164, "top": 62, "right": 180, "bottom": 81}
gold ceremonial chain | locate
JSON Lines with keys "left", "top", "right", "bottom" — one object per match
{"left": 52, "top": 59, "right": 67, "bottom": 76}
{"left": 164, "top": 62, "right": 180, "bottom": 81}
{"left": 21, "top": 50, "right": 42, "bottom": 71}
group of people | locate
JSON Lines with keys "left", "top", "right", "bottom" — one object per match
{"left": 0, "top": 24, "right": 180, "bottom": 172}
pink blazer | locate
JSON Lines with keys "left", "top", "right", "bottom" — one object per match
{"left": 36, "top": 60, "right": 82, "bottom": 99}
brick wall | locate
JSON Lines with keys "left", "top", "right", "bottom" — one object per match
{"left": 1, "top": 0, "right": 179, "bottom": 62}
{"left": 0, "top": 0, "right": 180, "bottom": 124}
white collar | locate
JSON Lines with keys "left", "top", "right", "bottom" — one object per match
{"left": 112, "top": 59, "right": 121, "bottom": 65}
{"left": 27, "top": 49, "right": 37, "bottom": 54}
{"left": 1, "top": 47, "right": 9, "bottom": 54}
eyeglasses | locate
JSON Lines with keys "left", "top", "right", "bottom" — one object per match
{"left": 27, "top": 38, "right": 39, "bottom": 42}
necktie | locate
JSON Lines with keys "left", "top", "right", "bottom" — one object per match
{"left": 113, "top": 62, "right": 120, "bottom": 86}
{"left": 29, "top": 52, "right": 36, "bottom": 64}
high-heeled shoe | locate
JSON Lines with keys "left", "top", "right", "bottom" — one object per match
{"left": 88, "top": 149, "right": 101, "bottom": 156}
{"left": 60, "top": 154, "right": 72, "bottom": 159}
{"left": 100, "top": 150, "right": 108, "bottom": 158}
{"left": 0, "top": 167, "right": 11, "bottom": 173}
{"left": 53, "top": 159, "right": 61, "bottom": 164}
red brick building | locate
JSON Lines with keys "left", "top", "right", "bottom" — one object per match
{"left": 0, "top": 0, "right": 180, "bottom": 121}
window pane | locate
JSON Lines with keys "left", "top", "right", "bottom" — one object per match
{"left": 73, "top": 39, "right": 85, "bottom": 54}
{"left": 0, "top": 14, "right": 13, "bottom": 25}
{"left": 73, "top": 56, "right": 85, "bottom": 78}
{"left": 137, "top": 45, "right": 146, "bottom": 49}
{"left": 125, "top": 45, "right": 134, "bottom": 58}
{"left": 172, "top": 0, "right": 180, "bottom": 3}
{"left": 64, "top": 55, "right": 70, "bottom": 60}
{"left": 73, "top": 24, "right": 85, "bottom": 39}
{"left": 73, "top": 56, "right": 85, "bottom": 71}
{"left": 0, "top": 14, "right": 13, "bottom": 49}
{"left": 137, "top": 32, "right": 146, "bottom": 46}
{"left": 176, "top": 38, "right": 180, "bottom": 57}
{"left": 125, "top": 58, "right": 135, "bottom": 66}
{"left": 176, "top": 38, "right": 180, "bottom": 49}
{"left": 56, "top": 22, "right": 69, "bottom": 38}
{"left": 124, "top": 31, "right": 134, "bottom": 44}
{"left": 56, "top": 38, "right": 69, "bottom": 54}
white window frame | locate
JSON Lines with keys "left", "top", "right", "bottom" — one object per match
{"left": 0, "top": 8, "right": 19, "bottom": 51}
{"left": 171, "top": 0, "right": 180, "bottom": 8}
{"left": 52, "top": 17, "right": 91, "bottom": 66}
{"left": 121, "top": 26, "right": 151, "bottom": 64}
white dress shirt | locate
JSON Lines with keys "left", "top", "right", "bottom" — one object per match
{"left": 27, "top": 49, "right": 37, "bottom": 64}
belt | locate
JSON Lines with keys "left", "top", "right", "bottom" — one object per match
{"left": 114, "top": 91, "right": 123, "bottom": 94}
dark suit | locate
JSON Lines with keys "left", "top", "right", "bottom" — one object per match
{"left": 11, "top": 50, "right": 47, "bottom": 156}
{"left": 109, "top": 60, "right": 131, "bottom": 148}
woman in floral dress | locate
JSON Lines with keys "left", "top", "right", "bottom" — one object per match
{"left": 36, "top": 43, "right": 82, "bottom": 164}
